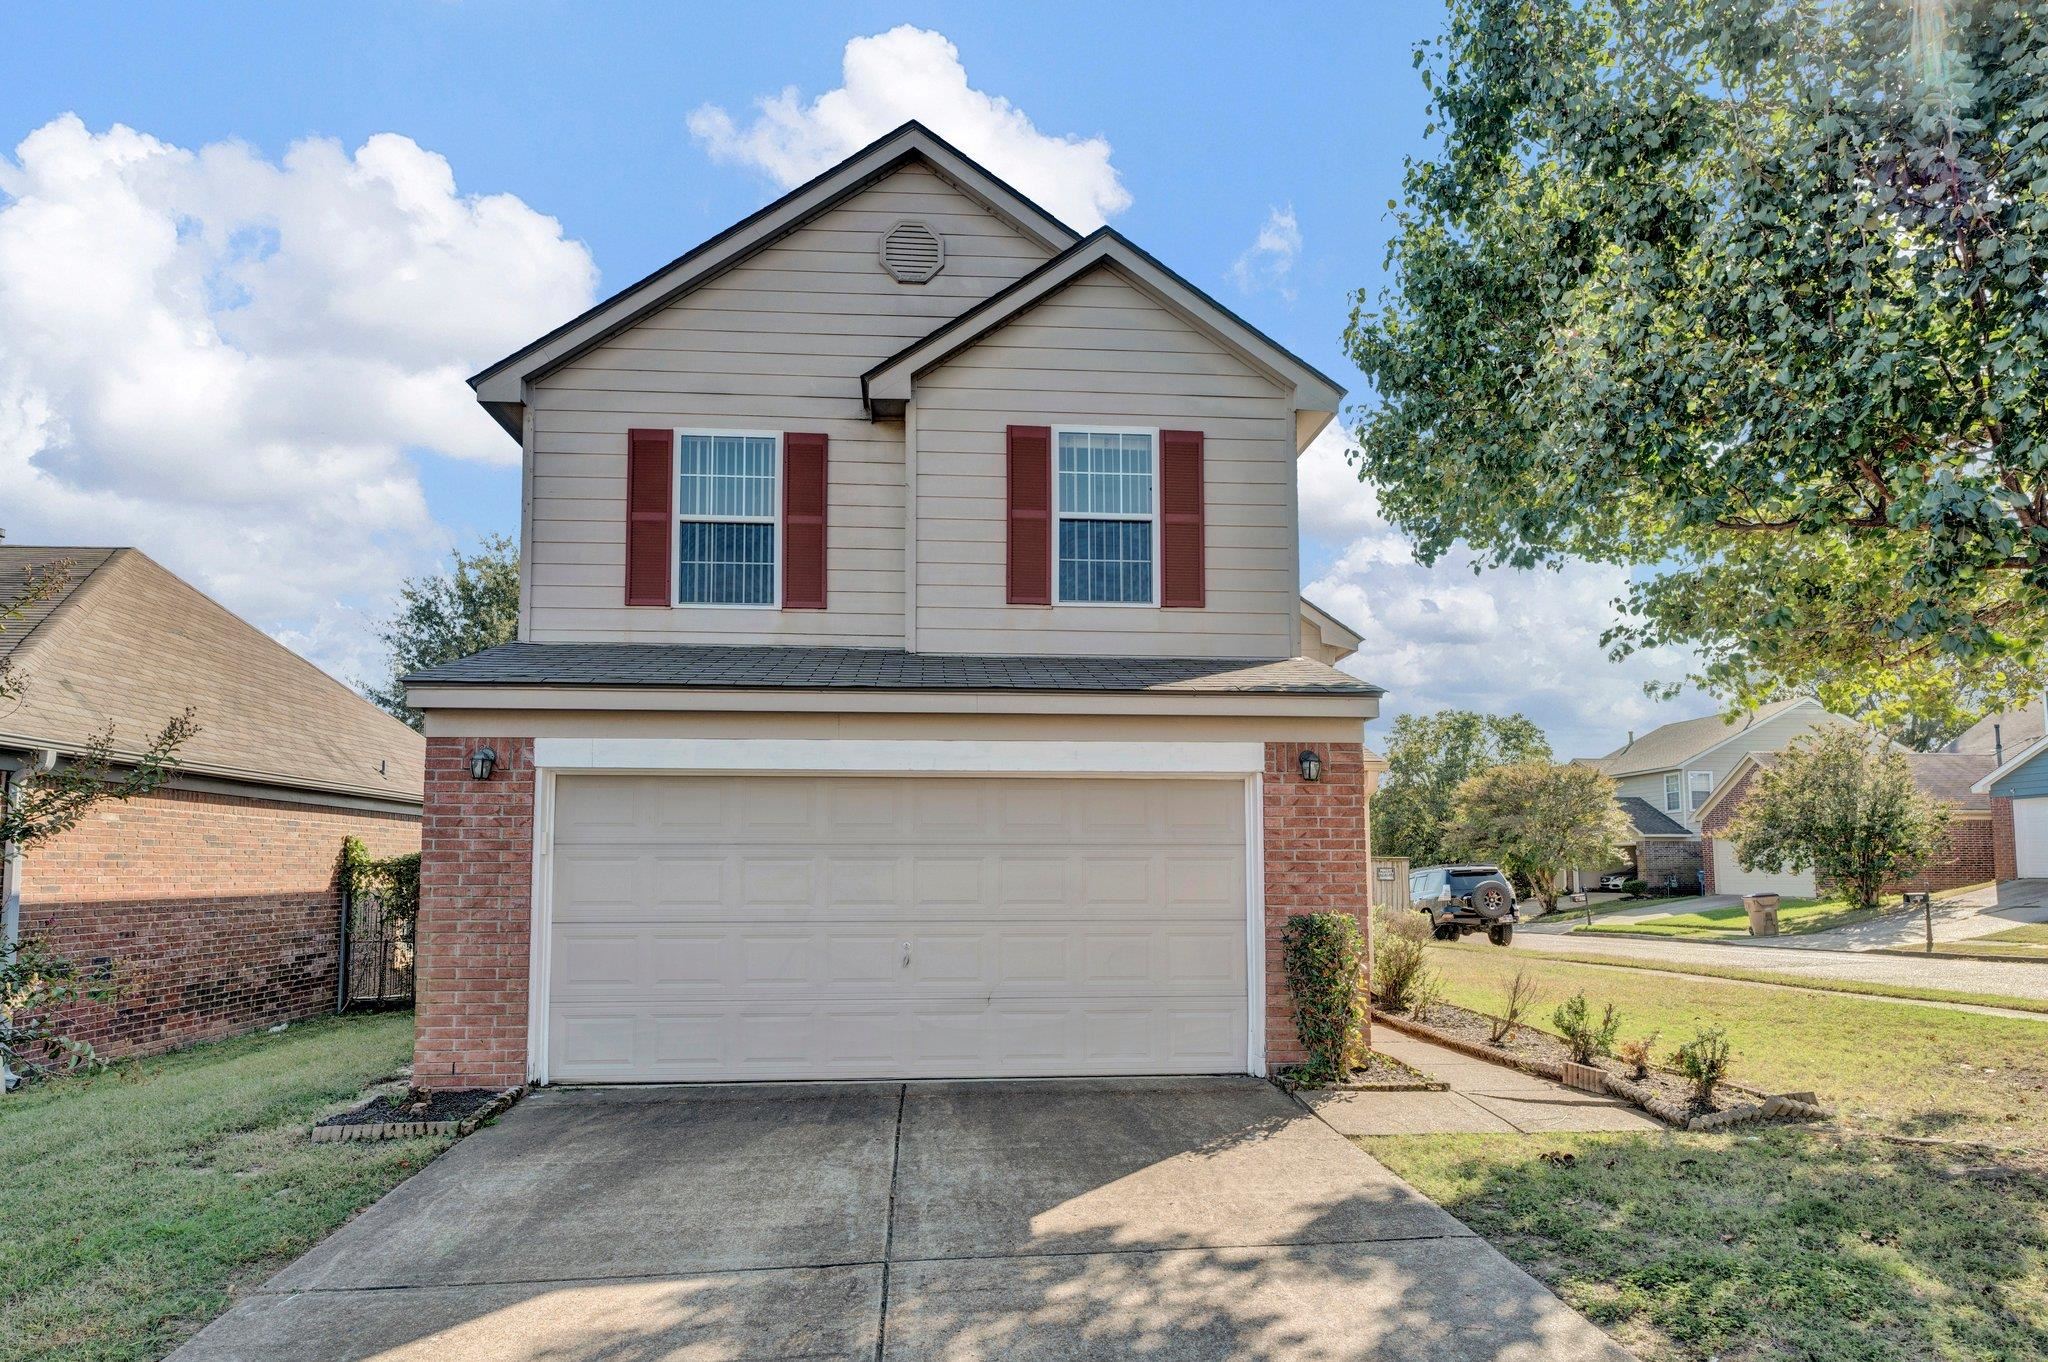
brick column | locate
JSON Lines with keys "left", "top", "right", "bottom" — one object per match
{"left": 414, "top": 737, "right": 535, "bottom": 1090}
{"left": 1262, "top": 741, "right": 1371, "bottom": 1069}
{"left": 1992, "top": 797, "right": 2017, "bottom": 883}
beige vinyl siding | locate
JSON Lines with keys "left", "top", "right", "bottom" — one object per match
{"left": 524, "top": 164, "right": 1054, "bottom": 647}
{"left": 1613, "top": 704, "right": 1858, "bottom": 832}
{"left": 912, "top": 267, "right": 1299, "bottom": 659}
{"left": 1614, "top": 770, "right": 1682, "bottom": 820}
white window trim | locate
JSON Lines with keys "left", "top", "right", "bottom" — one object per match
{"left": 1051, "top": 425, "right": 1160, "bottom": 608}
{"left": 1688, "top": 769, "right": 1714, "bottom": 811}
{"left": 1663, "top": 771, "right": 1683, "bottom": 813}
{"left": 672, "top": 428, "right": 782, "bottom": 610}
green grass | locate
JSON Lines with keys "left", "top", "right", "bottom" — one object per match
{"left": 1923, "top": 924, "right": 2048, "bottom": 961}
{"left": 1576, "top": 894, "right": 1887, "bottom": 939}
{"left": 1364, "top": 949, "right": 2048, "bottom": 1360}
{"left": 1544, "top": 894, "right": 1699, "bottom": 922}
{"left": 0, "top": 1012, "right": 448, "bottom": 1362}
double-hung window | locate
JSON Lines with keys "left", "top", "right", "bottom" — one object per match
{"left": 1689, "top": 770, "right": 1713, "bottom": 812}
{"left": 1054, "top": 428, "right": 1155, "bottom": 605}
{"left": 1663, "top": 772, "right": 1683, "bottom": 813}
{"left": 676, "top": 432, "right": 778, "bottom": 606}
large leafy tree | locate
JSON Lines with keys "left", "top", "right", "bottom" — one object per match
{"left": 1348, "top": 0, "right": 2048, "bottom": 733}
{"left": 1372, "top": 710, "right": 1551, "bottom": 863}
{"left": 1450, "top": 760, "right": 1636, "bottom": 913}
{"left": 365, "top": 534, "right": 520, "bottom": 730}
{"left": 1725, "top": 726, "right": 1951, "bottom": 910}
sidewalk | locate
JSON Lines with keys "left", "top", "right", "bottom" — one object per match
{"left": 1302, "top": 1032, "right": 1664, "bottom": 1137}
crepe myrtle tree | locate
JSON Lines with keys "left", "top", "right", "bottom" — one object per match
{"left": 1, "top": 532, "right": 196, "bottom": 1086}
{"left": 1372, "top": 710, "right": 1552, "bottom": 865}
{"left": 1725, "top": 726, "right": 1951, "bottom": 911}
{"left": 1449, "top": 760, "right": 1636, "bottom": 914}
{"left": 364, "top": 534, "right": 520, "bottom": 731}
{"left": 1347, "top": 0, "right": 2048, "bottom": 737}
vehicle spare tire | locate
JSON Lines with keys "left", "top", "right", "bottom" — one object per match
{"left": 1471, "top": 878, "right": 1516, "bottom": 920}
{"left": 1487, "top": 922, "right": 1514, "bottom": 947}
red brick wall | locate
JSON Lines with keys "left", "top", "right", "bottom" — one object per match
{"left": 1262, "top": 741, "right": 1371, "bottom": 1069}
{"left": 413, "top": 737, "right": 535, "bottom": 1089}
{"left": 18, "top": 786, "right": 418, "bottom": 1057}
{"left": 1993, "top": 797, "right": 2018, "bottom": 882}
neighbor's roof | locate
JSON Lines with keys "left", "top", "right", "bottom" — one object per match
{"left": 1705, "top": 748, "right": 1993, "bottom": 818}
{"left": 469, "top": 121, "right": 1343, "bottom": 443}
{"left": 1590, "top": 698, "right": 1820, "bottom": 777}
{"left": 404, "top": 642, "right": 1383, "bottom": 697}
{"left": 1616, "top": 796, "right": 1692, "bottom": 838}
{"left": 1950, "top": 702, "right": 2046, "bottom": 757}
{"left": 0, "top": 546, "right": 422, "bottom": 804}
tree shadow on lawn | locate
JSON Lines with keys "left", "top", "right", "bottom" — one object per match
{"left": 1372, "top": 1126, "right": 2048, "bottom": 1361}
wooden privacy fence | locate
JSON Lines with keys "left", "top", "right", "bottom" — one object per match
{"left": 1371, "top": 856, "right": 1411, "bottom": 912}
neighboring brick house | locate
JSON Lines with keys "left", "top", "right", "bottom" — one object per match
{"left": 1, "top": 546, "right": 422, "bottom": 1060}
{"left": 401, "top": 123, "right": 1384, "bottom": 1089}
{"left": 1966, "top": 711, "right": 2048, "bottom": 893}
{"left": 1698, "top": 750, "right": 1999, "bottom": 898}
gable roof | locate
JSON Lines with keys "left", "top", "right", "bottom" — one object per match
{"left": 860, "top": 228, "right": 1345, "bottom": 445}
{"left": 1591, "top": 698, "right": 1823, "bottom": 777}
{"left": 0, "top": 546, "right": 422, "bottom": 805}
{"left": 1971, "top": 733, "right": 2048, "bottom": 794}
{"left": 1950, "top": 700, "right": 2046, "bottom": 758}
{"left": 1702, "top": 749, "right": 1995, "bottom": 823}
{"left": 1616, "top": 795, "right": 1692, "bottom": 838}
{"left": 468, "top": 121, "right": 1082, "bottom": 435}
{"left": 1299, "top": 596, "right": 1364, "bottom": 659}
{"left": 0, "top": 546, "right": 117, "bottom": 661}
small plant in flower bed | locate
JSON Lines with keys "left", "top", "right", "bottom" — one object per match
{"left": 1552, "top": 991, "right": 1621, "bottom": 1065}
{"left": 1671, "top": 1025, "right": 1734, "bottom": 1107}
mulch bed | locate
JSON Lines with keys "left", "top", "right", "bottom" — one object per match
{"left": 1277, "top": 1048, "right": 1450, "bottom": 1092}
{"left": 1376, "top": 1002, "right": 1825, "bottom": 1131}
{"left": 311, "top": 1086, "right": 522, "bottom": 1142}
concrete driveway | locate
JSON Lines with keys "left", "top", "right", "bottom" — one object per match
{"left": 172, "top": 1078, "right": 1631, "bottom": 1361}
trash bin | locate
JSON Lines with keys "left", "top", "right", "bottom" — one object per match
{"left": 1743, "top": 893, "right": 1781, "bottom": 937}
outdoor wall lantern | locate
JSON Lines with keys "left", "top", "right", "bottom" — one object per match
{"left": 1298, "top": 749, "right": 1323, "bottom": 783}
{"left": 470, "top": 746, "right": 498, "bottom": 781}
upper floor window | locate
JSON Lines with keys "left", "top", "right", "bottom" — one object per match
{"left": 1055, "top": 429, "right": 1155, "bottom": 605}
{"left": 1689, "top": 770, "right": 1713, "bottom": 811}
{"left": 677, "top": 432, "right": 778, "bottom": 606}
{"left": 1663, "top": 772, "right": 1683, "bottom": 813}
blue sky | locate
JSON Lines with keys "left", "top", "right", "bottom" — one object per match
{"left": 0, "top": 2, "right": 1705, "bottom": 756}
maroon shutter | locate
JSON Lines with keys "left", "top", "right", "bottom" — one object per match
{"left": 625, "top": 428, "right": 672, "bottom": 606}
{"left": 783, "top": 432, "right": 828, "bottom": 609}
{"left": 1005, "top": 425, "right": 1052, "bottom": 605}
{"left": 1160, "top": 429, "right": 1206, "bottom": 607}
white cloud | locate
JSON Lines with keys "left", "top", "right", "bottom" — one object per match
{"left": 0, "top": 114, "right": 597, "bottom": 686}
{"left": 688, "top": 25, "right": 1132, "bottom": 231}
{"left": 1229, "top": 205, "right": 1301, "bottom": 300}
{"left": 1297, "top": 424, "right": 1709, "bottom": 758}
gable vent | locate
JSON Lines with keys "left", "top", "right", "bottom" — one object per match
{"left": 879, "top": 220, "right": 945, "bottom": 283}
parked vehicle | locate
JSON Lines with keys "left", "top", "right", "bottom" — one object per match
{"left": 1409, "top": 864, "right": 1520, "bottom": 945}
{"left": 1598, "top": 871, "right": 1634, "bottom": 892}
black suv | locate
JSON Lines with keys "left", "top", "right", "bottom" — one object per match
{"left": 1409, "top": 864, "right": 1520, "bottom": 946}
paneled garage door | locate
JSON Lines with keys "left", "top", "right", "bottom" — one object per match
{"left": 2016, "top": 797, "right": 2048, "bottom": 879}
{"left": 1710, "top": 838, "right": 1816, "bottom": 900}
{"left": 544, "top": 773, "right": 1248, "bottom": 1082}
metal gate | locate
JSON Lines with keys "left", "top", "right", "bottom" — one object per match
{"left": 339, "top": 881, "right": 414, "bottom": 1009}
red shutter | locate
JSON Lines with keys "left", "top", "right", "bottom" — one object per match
{"left": 783, "top": 432, "right": 828, "bottom": 609}
{"left": 1006, "top": 425, "right": 1052, "bottom": 605}
{"left": 625, "top": 428, "right": 672, "bottom": 606}
{"left": 1160, "top": 429, "right": 1206, "bottom": 608}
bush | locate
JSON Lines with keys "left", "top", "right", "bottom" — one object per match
{"left": 1489, "top": 968, "right": 1538, "bottom": 1044}
{"left": 1621, "top": 879, "right": 1650, "bottom": 899}
{"left": 1371, "top": 908, "right": 1438, "bottom": 1014}
{"left": 1671, "top": 1025, "right": 1733, "bottom": 1106}
{"left": 1281, "top": 913, "right": 1368, "bottom": 1084}
{"left": 1615, "top": 1031, "right": 1660, "bottom": 1081}
{"left": 1551, "top": 992, "right": 1622, "bottom": 1065}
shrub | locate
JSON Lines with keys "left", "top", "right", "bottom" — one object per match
{"left": 1488, "top": 968, "right": 1538, "bottom": 1045}
{"left": 1621, "top": 879, "right": 1649, "bottom": 900}
{"left": 1, "top": 935, "right": 121, "bottom": 1085}
{"left": 1371, "top": 908, "right": 1438, "bottom": 1014}
{"left": 1615, "top": 1031, "right": 1660, "bottom": 1081}
{"left": 1281, "top": 913, "right": 1368, "bottom": 1084}
{"left": 1671, "top": 1026, "right": 1733, "bottom": 1106}
{"left": 1551, "top": 992, "right": 1622, "bottom": 1065}
{"left": 1408, "top": 966, "right": 1447, "bottom": 1025}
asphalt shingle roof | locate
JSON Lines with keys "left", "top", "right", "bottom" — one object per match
{"left": 1591, "top": 698, "right": 1815, "bottom": 777}
{"left": 405, "top": 642, "right": 1384, "bottom": 696}
{"left": 1617, "top": 796, "right": 1692, "bottom": 838}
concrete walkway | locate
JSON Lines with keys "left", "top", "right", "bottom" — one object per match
{"left": 1303, "top": 1033, "right": 1663, "bottom": 1137}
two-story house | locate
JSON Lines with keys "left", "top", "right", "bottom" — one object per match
{"left": 1576, "top": 698, "right": 1860, "bottom": 892}
{"left": 401, "top": 124, "right": 1383, "bottom": 1089}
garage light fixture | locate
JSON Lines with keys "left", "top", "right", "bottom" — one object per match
{"left": 1298, "top": 749, "right": 1323, "bottom": 783}
{"left": 470, "top": 746, "right": 498, "bottom": 781}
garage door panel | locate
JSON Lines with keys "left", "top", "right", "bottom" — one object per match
{"left": 546, "top": 774, "right": 1248, "bottom": 1081}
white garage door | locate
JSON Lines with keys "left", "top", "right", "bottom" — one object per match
{"left": 1711, "top": 838, "right": 1816, "bottom": 899}
{"left": 544, "top": 773, "right": 1248, "bottom": 1082}
{"left": 2016, "top": 798, "right": 2048, "bottom": 878}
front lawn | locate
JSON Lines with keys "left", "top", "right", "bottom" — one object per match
{"left": 0, "top": 1012, "right": 446, "bottom": 1362}
{"left": 1926, "top": 923, "right": 2048, "bottom": 961}
{"left": 1575, "top": 894, "right": 1882, "bottom": 939}
{"left": 1364, "top": 949, "right": 2048, "bottom": 1360}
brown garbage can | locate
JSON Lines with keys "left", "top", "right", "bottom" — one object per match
{"left": 1743, "top": 893, "right": 1781, "bottom": 937}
